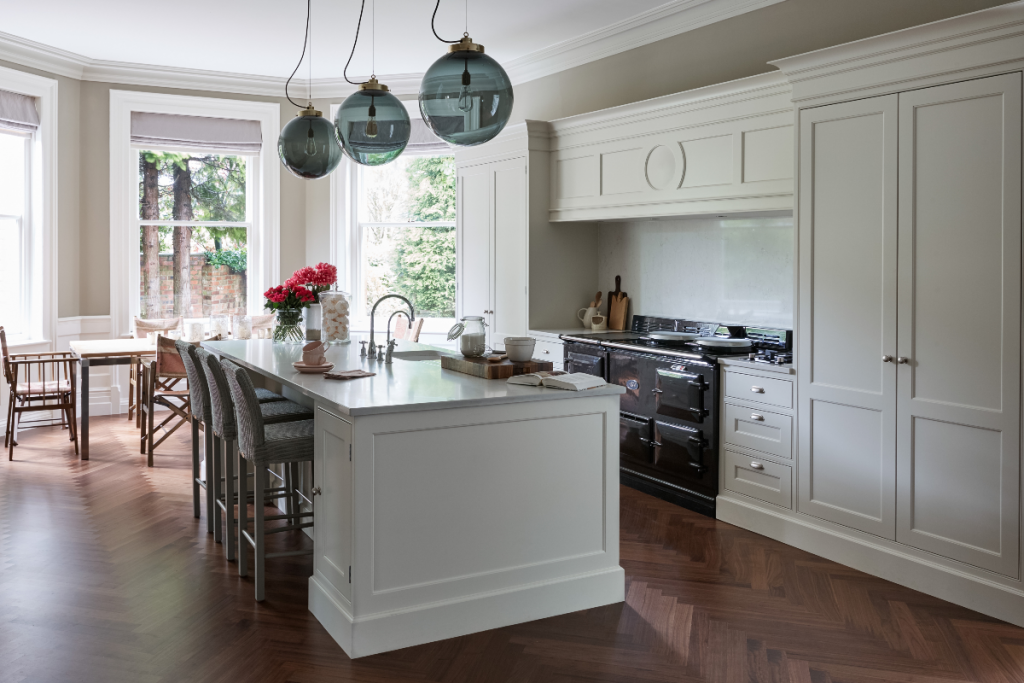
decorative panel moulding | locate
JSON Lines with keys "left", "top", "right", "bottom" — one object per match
{"left": 0, "top": 0, "right": 786, "bottom": 97}
{"left": 770, "top": 1, "right": 1024, "bottom": 106}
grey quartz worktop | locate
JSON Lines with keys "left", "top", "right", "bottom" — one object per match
{"left": 203, "top": 337, "right": 625, "bottom": 417}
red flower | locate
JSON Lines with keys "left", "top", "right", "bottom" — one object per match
{"left": 290, "top": 266, "right": 318, "bottom": 286}
{"left": 311, "top": 262, "right": 337, "bottom": 287}
{"left": 293, "top": 286, "right": 315, "bottom": 302}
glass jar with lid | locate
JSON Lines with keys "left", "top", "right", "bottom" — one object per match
{"left": 448, "top": 316, "right": 488, "bottom": 357}
{"left": 320, "top": 289, "right": 352, "bottom": 345}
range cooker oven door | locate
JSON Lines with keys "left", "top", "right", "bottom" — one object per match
{"left": 652, "top": 421, "right": 715, "bottom": 493}
{"left": 654, "top": 365, "right": 708, "bottom": 424}
{"left": 563, "top": 343, "right": 606, "bottom": 379}
{"left": 609, "top": 351, "right": 657, "bottom": 416}
{"left": 620, "top": 412, "right": 653, "bottom": 465}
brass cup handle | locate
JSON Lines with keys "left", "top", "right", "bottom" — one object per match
{"left": 897, "top": 357, "right": 909, "bottom": 364}
{"left": 750, "top": 461, "right": 765, "bottom": 470}
{"left": 882, "top": 355, "right": 893, "bottom": 363}
{"left": 311, "top": 486, "right": 322, "bottom": 496}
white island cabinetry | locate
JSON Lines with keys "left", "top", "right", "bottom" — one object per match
{"left": 206, "top": 339, "right": 625, "bottom": 658}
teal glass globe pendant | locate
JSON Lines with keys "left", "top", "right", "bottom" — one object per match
{"left": 419, "top": 35, "right": 514, "bottom": 147}
{"left": 278, "top": 104, "right": 344, "bottom": 179}
{"left": 335, "top": 78, "right": 411, "bottom": 166}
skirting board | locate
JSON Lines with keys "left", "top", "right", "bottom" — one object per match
{"left": 310, "top": 566, "right": 625, "bottom": 658}
{"left": 717, "top": 494, "right": 1024, "bottom": 629}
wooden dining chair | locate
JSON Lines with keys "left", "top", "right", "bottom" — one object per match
{"left": 393, "top": 313, "right": 424, "bottom": 342}
{"left": 130, "top": 317, "right": 182, "bottom": 426}
{"left": 2, "top": 326, "right": 79, "bottom": 460}
{"left": 139, "top": 334, "right": 191, "bottom": 466}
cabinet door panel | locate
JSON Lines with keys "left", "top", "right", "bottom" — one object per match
{"left": 314, "top": 407, "right": 353, "bottom": 600}
{"left": 457, "top": 166, "right": 492, "bottom": 338}
{"left": 797, "top": 95, "right": 898, "bottom": 539}
{"left": 492, "top": 158, "right": 528, "bottom": 342}
{"left": 896, "top": 74, "right": 1021, "bottom": 577}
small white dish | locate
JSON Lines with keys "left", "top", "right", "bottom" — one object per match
{"left": 504, "top": 337, "right": 537, "bottom": 362}
{"left": 293, "top": 361, "right": 335, "bottom": 374}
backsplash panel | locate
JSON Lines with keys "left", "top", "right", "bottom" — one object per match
{"left": 597, "top": 215, "right": 794, "bottom": 328}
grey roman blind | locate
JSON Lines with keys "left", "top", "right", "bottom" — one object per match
{"left": 130, "top": 112, "right": 262, "bottom": 154}
{"left": 405, "top": 117, "right": 450, "bottom": 155}
{"left": 0, "top": 88, "right": 39, "bottom": 134}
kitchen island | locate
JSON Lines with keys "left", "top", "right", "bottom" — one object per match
{"left": 204, "top": 338, "right": 625, "bottom": 658}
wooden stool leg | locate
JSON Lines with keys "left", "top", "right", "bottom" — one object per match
{"left": 224, "top": 436, "right": 236, "bottom": 562}
{"left": 127, "top": 361, "right": 134, "bottom": 422}
{"left": 191, "top": 419, "right": 201, "bottom": 519}
{"left": 237, "top": 452, "right": 249, "bottom": 578}
{"left": 212, "top": 432, "right": 223, "bottom": 544}
{"left": 254, "top": 463, "right": 266, "bottom": 602}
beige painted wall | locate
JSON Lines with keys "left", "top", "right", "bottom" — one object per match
{"left": 0, "top": 0, "right": 1011, "bottom": 319}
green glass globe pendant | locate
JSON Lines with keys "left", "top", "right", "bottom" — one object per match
{"left": 279, "top": 104, "right": 344, "bottom": 179}
{"left": 419, "top": 34, "right": 514, "bottom": 147}
{"left": 335, "top": 77, "right": 411, "bottom": 166}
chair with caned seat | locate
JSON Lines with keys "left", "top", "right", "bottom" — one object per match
{"left": 198, "top": 347, "right": 311, "bottom": 560}
{"left": 130, "top": 317, "right": 182, "bottom": 425}
{"left": 2, "top": 326, "right": 78, "bottom": 460}
{"left": 221, "top": 358, "right": 314, "bottom": 600}
{"left": 140, "top": 334, "right": 194, "bottom": 466}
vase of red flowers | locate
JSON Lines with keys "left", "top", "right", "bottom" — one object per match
{"left": 263, "top": 283, "right": 315, "bottom": 344}
{"left": 286, "top": 263, "right": 338, "bottom": 342}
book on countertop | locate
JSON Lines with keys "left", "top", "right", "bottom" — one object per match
{"left": 507, "top": 371, "right": 608, "bottom": 391}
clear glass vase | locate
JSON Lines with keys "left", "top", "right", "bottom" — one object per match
{"left": 305, "top": 303, "right": 322, "bottom": 341}
{"left": 273, "top": 309, "right": 305, "bottom": 344}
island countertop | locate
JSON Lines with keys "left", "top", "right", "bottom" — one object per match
{"left": 203, "top": 337, "right": 625, "bottom": 417}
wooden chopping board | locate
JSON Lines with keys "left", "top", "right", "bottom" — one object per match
{"left": 607, "top": 275, "right": 630, "bottom": 331}
{"left": 441, "top": 355, "right": 554, "bottom": 379}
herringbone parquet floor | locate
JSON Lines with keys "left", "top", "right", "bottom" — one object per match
{"left": 2, "top": 416, "right": 1024, "bottom": 683}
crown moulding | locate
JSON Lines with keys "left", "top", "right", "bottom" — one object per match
{"left": 0, "top": 0, "right": 785, "bottom": 98}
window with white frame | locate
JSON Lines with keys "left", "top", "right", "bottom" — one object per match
{"left": 135, "top": 149, "right": 252, "bottom": 321}
{"left": 0, "top": 129, "right": 30, "bottom": 339}
{"left": 353, "top": 153, "right": 456, "bottom": 324}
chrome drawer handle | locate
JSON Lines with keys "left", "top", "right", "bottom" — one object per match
{"left": 751, "top": 386, "right": 765, "bottom": 394}
{"left": 311, "top": 486, "right": 322, "bottom": 496}
{"left": 651, "top": 388, "right": 663, "bottom": 394}
{"left": 542, "top": 349, "right": 550, "bottom": 354}
{"left": 750, "top": 413, "right": 764, "bottom": 421}
{"left": 749, "top": 461, "right": 764, "bottom": 470}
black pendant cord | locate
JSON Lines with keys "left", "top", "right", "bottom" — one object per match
{"left": 431, "top": 0, "right": 461, "bottom": 43}
{"left": 285, "top": 0, "right": 312, "bottom": 109}
{"left": 343, "top": 0, "right": 369, "bottom": 85}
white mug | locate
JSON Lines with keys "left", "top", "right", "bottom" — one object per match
{"left": 591, "top": 315, "right": 608, "bottom": 332}
{"left": 577, "top": 306, "right": 599, "bottom": 329}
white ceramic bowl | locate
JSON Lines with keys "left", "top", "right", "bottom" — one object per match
{"left": 504, "top": 336, "right": 537, "bottom": 362}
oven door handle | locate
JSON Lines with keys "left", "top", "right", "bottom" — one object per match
{"left": 687, "top": 380, "right": 706, "bottom": 390}
{"left": 651, "top": 388, "right": 663, "bottom": 394}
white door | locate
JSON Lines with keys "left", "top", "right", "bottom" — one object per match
{"left": 797, "top": 95, "right": 899, "bottom": 539}
{"left": 457, "top": 164, "right": 492, "bottom": 343}
{"left": 313, "top": 407, "right": 353, "bottom": 600}
{"left": 895, "top": 74, "right": 1021, "bottom": 577}
{"left": 491, "top": 157, "right": 528, "bottom": 343}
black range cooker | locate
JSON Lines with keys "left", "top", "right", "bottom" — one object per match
{"left": 561, "top": 315, "right": 792, "bottom": 517}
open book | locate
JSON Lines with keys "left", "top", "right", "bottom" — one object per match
{"left": 507, "top": 371, "right": 608, "bottom": 391}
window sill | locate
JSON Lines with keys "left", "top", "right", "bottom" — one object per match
{"left": 6, "top": 337, "right": 52, "bottom": 350}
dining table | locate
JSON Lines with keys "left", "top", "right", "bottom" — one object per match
{"left": 69, "top": 338, "right": 156, "bottom": 460}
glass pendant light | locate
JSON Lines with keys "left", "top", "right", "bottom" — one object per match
{"left": 419, "top": 0, "right": 514, "bottom": 147}
{"left": 278, "top": 0, "right": 343, "bottom": 179}
{"left": 335, "top": 0, "right": 411, "bottom": 166}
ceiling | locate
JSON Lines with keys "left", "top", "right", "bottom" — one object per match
{"left": 0, "top": 0, "right": 782, "bottom": 90}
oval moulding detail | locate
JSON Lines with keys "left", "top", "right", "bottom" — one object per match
{"left": 645, "top": 144, "right": 685, "bottom": 190}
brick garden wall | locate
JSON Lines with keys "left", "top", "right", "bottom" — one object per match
{"left": 140, "top": 253, "right": 247, "bottom": 318}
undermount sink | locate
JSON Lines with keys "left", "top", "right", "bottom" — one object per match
{"left": 391, "top": 350, "right": 445, "bottom": 361}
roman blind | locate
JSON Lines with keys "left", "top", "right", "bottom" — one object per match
{"left": 0, "top": 88, "right": 39, "bottom": 134}
{"left": 405, "top": 117, "right": 450, "bottom": 155}
{"left": 130, "top": 112, "right": 262, "bottom": 154}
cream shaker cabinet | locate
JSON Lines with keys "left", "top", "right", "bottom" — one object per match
{"left": 456, "top": 156, "right": 528, "bottom": 346}
{"left": 798, "top": 73, "right": 1022, "bottom": 577}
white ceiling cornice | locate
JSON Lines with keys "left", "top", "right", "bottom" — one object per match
{"left": 0, "top": 0, "right": 784, "bottom": 98}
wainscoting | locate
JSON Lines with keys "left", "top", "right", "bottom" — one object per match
{"left": 56, "top": 315, "right": 121, "bottom": 417}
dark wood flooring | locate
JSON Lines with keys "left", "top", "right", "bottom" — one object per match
{"left": 2, "top": 416, "right": 1024, "bottom": 683}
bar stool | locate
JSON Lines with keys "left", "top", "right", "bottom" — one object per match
{"left": 175, "top": 340, "right": 215, "bottom": 532}
{"left": 221, "top": 358, "right": 315, "bottom": 601}
{"left": 197, "top": 347, "right": 312, "bottom": 560}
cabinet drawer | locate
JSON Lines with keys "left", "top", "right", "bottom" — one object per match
{"left": 722, "top": 402, "right": 792, "bottom": 460}
{"left": 724, "top": 371, "right": 793, "bottom": 409}
{"left": 534, "top": 338, "right": 563, "bottom": 362}
{"left": 723, "top": 448, "right": 792, "bottom": 509}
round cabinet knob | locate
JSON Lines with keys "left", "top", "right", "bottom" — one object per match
{"left": 311, "top": 486, "right": 322, "bottom": 496}
{"left": 750, "top": 461, "right": 765, "bottom": 470}
{"left": 882, "top": 355, "right": 893, "bottom": 362}
{"left": 897, "top": 357, "right": 909, "bottom": 364}
{"left": 751, "top": 386, "right": 765, "bottom": 394}
{"left": 751, "top": 414, "right": 764, "bottom": 422}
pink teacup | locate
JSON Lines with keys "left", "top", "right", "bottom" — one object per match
{"left": 302, "top": 341, "right": 327, "bottom": 366}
